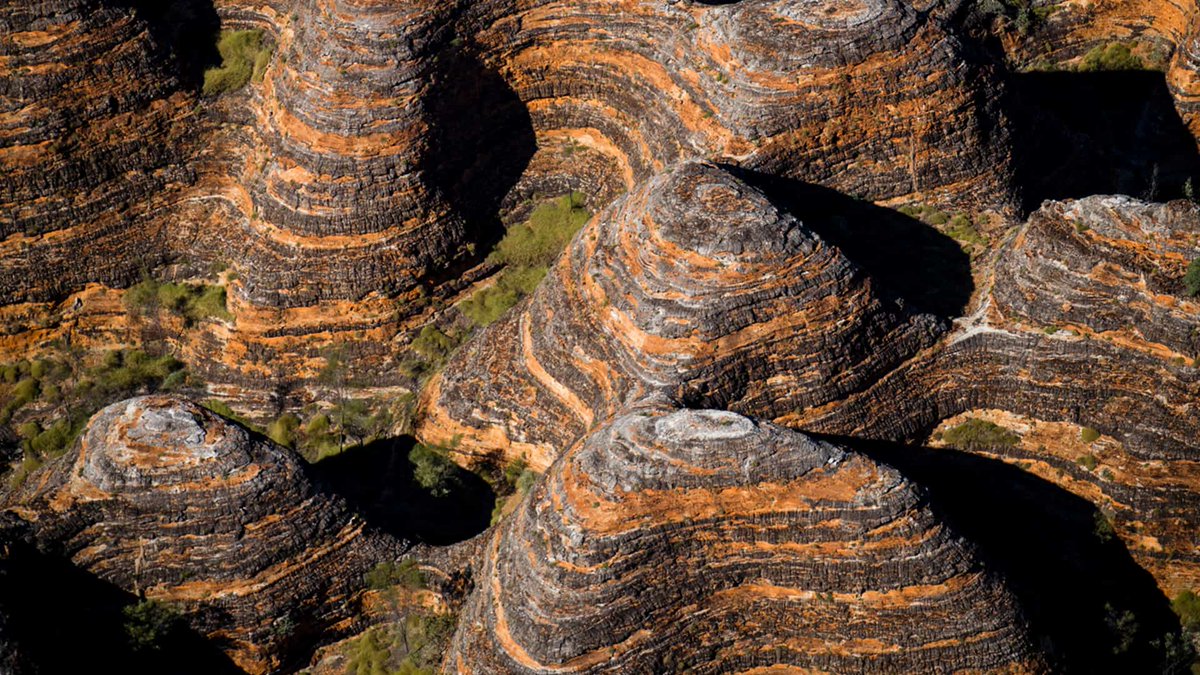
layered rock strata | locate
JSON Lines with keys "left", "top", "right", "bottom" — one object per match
{"left": 0, "top": 0, "right": 197, "bottom": 302}
{"left": 791, "top": 195, "right": 1200, "bottom": 593}
{"left": 418, "top": 161, "right": 943, "bottom": 468}
{"left": 3, "top": 395, "right": 406, "bottom": 673}
{"left": 448, "top": 404, "right": 1046, "bottom": 673}
{"left": 469, "top": 0, "right": 1015, "bottom": 206}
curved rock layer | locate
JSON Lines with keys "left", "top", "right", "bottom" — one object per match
{"left": 469, "top": 0, "right": 1015, "bottom": 206}
{"left": 792, "top": 195, "right": 1200, "bottom": 591}
{"left": 418, "top": 161, "right": 943, "bottom": 468}
{"left": 3, "top": 395, "right": 406, "bottom": 673}
{"left": 0, "top": 0, "right": 197, "bottom": 302}
{"left": 449, "top": 405, "right": 1046, "bottom": 673}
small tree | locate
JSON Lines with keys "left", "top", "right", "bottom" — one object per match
{"left": 1185, "top": 259, "right": 1200, "bottom": 298}
{"left": 122, "top": 599, "right": 180, "bottom": 652}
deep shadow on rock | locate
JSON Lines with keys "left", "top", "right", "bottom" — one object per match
{"left": 311, "top": 436, "right": 496, "bottom": 546}
{"left": 426, "top": 49, "right": 538, "bottom": 277}
{"left": 1010, "top": 70, "right": 1200, "bottom": 211}
{"left": 115, "top": 0, "right": 222, "bottom": 89}
{"left": 0, "top": 539, "right": 245, "bottom": 674}
{"left": 726, "top": 166, "right": 974, "bottom": 319}
{"left": 823, "top": 435, "right": 1186, "bottom": 673}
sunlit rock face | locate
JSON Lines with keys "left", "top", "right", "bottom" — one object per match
{"left": 418, "top": 161, "right": 943, "bottom": 469}
{"left": 4, "top": 395, "right": 405, "bottom": 673}
{"left": 447, "top": 404, "right": 1048, "bottom": 673}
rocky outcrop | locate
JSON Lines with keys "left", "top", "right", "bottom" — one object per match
{"left": 469, "top": 0, "right": 1015, "bottom": 207}
{"left": 448, "top": 404, "right": 1046, "bottom": 673}
{"left": 785, "top": 195, "right": 1200, "bottom": 597}
{"left": 3, "top": 395, "right": 406, "bottom": 673}
{"left": 0, "top": 0, "right": 197, "bottom": 302}
{"left": 418, "top": 161, "right": 943, "bottom": 468}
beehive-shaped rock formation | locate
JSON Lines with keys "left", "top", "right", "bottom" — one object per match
{"left": 448, "top": 404, "right": 1046, "bottom": 673}
{"left": 4, "top": 395, "right": 405, "bottom": 673}
{"left": 419, "top": 161, "right": 943, "bottom": 468}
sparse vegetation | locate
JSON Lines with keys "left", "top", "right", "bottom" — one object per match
{"left": 409, "top": 443, "right": 459, "bottom": 498}
{"left": 460, "top": 193, "right": 591, "bottom": 327}
{"left": 1172, "top": 590, "right": 1200, "bottom": 632}
{"left": 897, "top": 204, "right": 988, "bottom": 249}
{"left": 122, "top": 599, "right": 181, "bottom": 652}
{"left": 490, "top": 456, "right": 541, "bottom": 525}
{"left": 941, "top": 418, "right": 1020, "bottom": 451}
{"left": 1081, "top": 426, "right": 1101, "bottom": 443}
{"left": 1077, "top": 43, "right": 1145, "bottom": 72}
{"left": 203, "top": 29, "right": 273, "bottom": 96}
{"left": 345, "top": 613, "right": 456, "bottom": 675}
{"left": 365, "top": 559, "right": 426, "bottom": 591}
{"left": 1185, "top": 259, "right": 1200, "bottom": 297}
{"left": 1077, "top": 454, "right": 1099, "bottom": 471}
{"left": 125, "top": 277, "right": 233, "bottom": 325}
{"left": 1094, "top": 510, "right": 1117, "bottom": 543}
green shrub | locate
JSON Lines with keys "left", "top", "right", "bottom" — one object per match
{"left": 267, "top": 413, "right": 300, "bottom": 448}
{"left": 125, "top": 278, "right": 233, "bottom": 323}
{"left": 16, "top": 422, "right": 41, "bottom": 440}
{"left": 1185, "top": 259, "right": 1200, "bottom": 297}
{"left": 411, "top": 325, "right": 458, "bottom": 363}
{"left": 1081, "top": 426, "right": 1101, "bottom": 443}
{"left": 409, "top": 444, "right": 457, "bottom": 497}
{"left": 29, "top": 418, "right": 79, "bottom": 457}
{"left": 1077, "top": 454, "right": 1099, "bottom": 471}
{"left": 203, "top": 30, "right": 271, "bottom": 96}
{"left": 1173, "top": 590, "right": 1200, "bottom": 631}
{"left": 459, "top": 266, "right": 547, "bottom": 326}
{"left": 1094, "top": 510, "right": 1117, "bottom": 543}
{"left": 941, "top": 418, "right": 1020, "bottom": 451}
{"left": 1078, "top": 43, "right": 1145, "bottom": 72}
{"left": 945, "top": 214, "right": 987, "bottom": 246}
{"left": 364, "top": 559, "right": 425, "bottom": 591}
{"left": 490, "top": 192, "right": 590, "bottom": 268}
{"left": 122, "top": 599, "right": 180, "bottom": 652}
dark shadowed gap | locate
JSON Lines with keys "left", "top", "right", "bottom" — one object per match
{"left": 111, "top": 0, "right": 222, "bottom": 89}
{"left": 424, "top": 49, "right": 538, "bottom": 286}
{"left": 1010, "top": 70, "right": 1200, "bottom": 212}
{"left": 0, "top": 540, "right": 245, "bottom": 674}
{"left": 816, "top": 434, "right": 1185, "bottom": 673}
{"left": 310, "top": 436, "right": 496, "bottom": 546}
{"left": 722, "top": 166, "right": 974, "bottom": 320}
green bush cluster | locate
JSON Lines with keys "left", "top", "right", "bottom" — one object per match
{"left": 346, "top": 613, "right": 455, "bottom": 675}
{"left": 3, "top": 347, "right": 194, "bottom": 487}
{"left": 364, "top": 559, "right": 426, "bottom": 591}
{"left": 1185, "top": 259, "right": 1200, "bottom": 297}
{"left": 898, "top": 204, "right": 987, "bottom": 247}
{"left": 1077, "top": 454, "right": 1099, "bottom": 471}
{"left": 490, "top": 457, "right": 541, "bottom": 525}
{"left": 1077, "top": 43, "right": 1145, "bottom": 72}
{"left": 122, "top": 599, "right": 181, "bottom": 652}
{"left": 459, "top": 266, "right": 547, "bottom": 327}
{"left": 1081, "top": 426, "right": 1101, "bottom": 443}
{"left": 460, "top": 193, "right": 590, "bottom": 327}
{"left": 125, "top": 277, "right": 233, "bottom": 325}
{"left": 203, "top": 29, "right": 273, "bottom": 96}
{"left": 941, "top": 417, "right": 1020, "bottom": 451}
{"left": 1173, "top": 590, "right": 1200, "bottom": 632}
{"left": 409, "top": 443, "right": 459, "bottom": 498}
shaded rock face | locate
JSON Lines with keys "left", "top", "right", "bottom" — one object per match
{"left": 4, "top": 396, "right": 405, "bottom": 673}
{"left": 0, "top": 0, "right": 197, "bottom": 303}
{"left": 448, "top": 404, "right": 1046, "bottom": 673}
{"left": 419, "top": 161, "right": 943, "bottom": 468}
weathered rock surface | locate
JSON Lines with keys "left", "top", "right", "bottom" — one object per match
{"left": 0, "top": 0, "right": 197, "bottom": 302}
{"left": 448, "top": 404, "right": 1046, "bottom": 673}
{"left": 789, "top": 195, "right": 1200, "bottom": 596}
{"left": 418, "top": 161, "right": 943, "bottom": 468}
{"left": 3, "top": 395, "right": 406, "bottom": 673}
